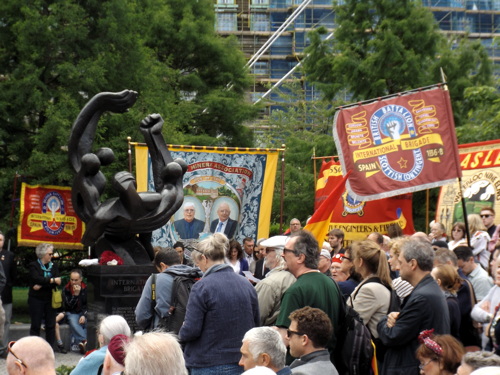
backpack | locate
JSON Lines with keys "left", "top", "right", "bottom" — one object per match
{"left": 352, "top": 277, "right": 401, "bottom": 363}
{"left": 150, "top": 270, "right": 198, "bottom": 334}
{"left": 332, "top": 280, "right": 374, "bottom": 375}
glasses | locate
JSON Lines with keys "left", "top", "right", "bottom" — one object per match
{"left": 481, "top": 214, "right": 492, "bottom": 218}
{"left": 8, "top": 341, "right": 27, "bottom": 368}
{"left": 341, "top": 255, "right": 351, "bottom": 261}
{"left": 418, "top": 358, "right": 435, "bottom": 370}
{"left": 47, "top": 253, "right": 54, "bottom": 256}
{"left": 283, "top": 248, "right": 296, "bottom": 255}
{"left": 287, "top": 329, "right": 305, "bottom": 337}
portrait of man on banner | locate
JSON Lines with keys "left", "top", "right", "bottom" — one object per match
{"left": 134, "top": 145, "right": 278, "bottom": 247}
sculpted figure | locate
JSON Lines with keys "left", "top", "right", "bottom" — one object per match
{"left": 68, "top": 90, "right": 187, "bottom": 264}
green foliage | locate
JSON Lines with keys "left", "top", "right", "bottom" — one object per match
{"left": 56, "top": 365, "right": 76, "bottom": 375}
{"left": 0, "top": 0, "right": 258, "bottom": 230}
{"left": 303, "top": 0, "right": 493, "bottom": 129}
{"left": 258, "top": 80, "right": 337, "bottom": 226}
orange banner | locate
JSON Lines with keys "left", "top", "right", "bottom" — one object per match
{"left": 17, "top": 184, "right": 85, "bottom": 249}
{"left": 316, "top": 160, "right": 415, "bottom": 245}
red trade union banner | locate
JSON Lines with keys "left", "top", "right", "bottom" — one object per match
{"left": 18, "top": 184, "right": 85, "bottom": 249}
{"left": 316, "top": 160, "right": 414, "bottom": 245}
{"left": 334, "top": 86, "right": 462, "bottom": 201}
{"left": 436, "top": 139, "right": 500, "bottom": 232}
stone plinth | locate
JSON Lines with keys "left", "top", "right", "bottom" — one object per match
{"left": 85, "top": 264, "right": 154, "bottom": 349}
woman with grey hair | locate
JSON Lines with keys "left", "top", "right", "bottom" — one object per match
{"left": 457, "top": 351, "right": 500, "bottom": 375}
{"left": 71, "top": 314, "right": 131, "bottom": 375}
{"left": 28, "top": 242, "right": 61, "bottom": 347}
{"left": 179, "top": 233, "right": 260, "bottom": 375}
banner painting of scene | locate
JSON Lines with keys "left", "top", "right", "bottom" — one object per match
{"left": 315, "top": 160, "right": 414, "bottom": 245}
{"left": 436, "top": 139, "right": 500, "bottom": 232}
{"left": 135, "top": 145, "right": 279, "bottom": 248}
{"left": 17, "top": 183, "right": 85, "bottom": 249}
{"left": 334, "top": 86, "right": 462, "bottom": 201}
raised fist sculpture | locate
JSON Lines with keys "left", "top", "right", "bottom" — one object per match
{"left": 68, "top": 90, "right": 186, "bottom": 265}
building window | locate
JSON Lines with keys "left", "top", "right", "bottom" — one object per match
{"left": 217, "top": 0, "right": 235, "bottom": 4}
{"left": 251, "top": 13, "right": 270, "bottom": 31}
{"left": 252, "top": 62, "right": 269, "bottom": 75}
{"left": 252, "top": 0, "right": 269, "bottom": 4}
{"left": 216, "top": 13, "right": 237, "bottom": 31}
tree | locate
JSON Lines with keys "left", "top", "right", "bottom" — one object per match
{"left": 300, "top": 0, "right": 494, "bottom": 230}
{"left": 302, "top": 0, "right": 492, "bottom": 126}
{"left": 256, "top": 80, "right": 337, "bottom": 227}
{"left": 0, "top": 0, "right": 258, "bottom": 229}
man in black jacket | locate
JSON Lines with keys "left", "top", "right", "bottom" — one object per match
{"left": 377, "top": 239, "right": 450, "bottom": 375}
{"left": 62, "top": 269, "right": 87, "bottom": 353}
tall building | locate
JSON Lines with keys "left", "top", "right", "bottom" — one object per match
{"left": 214, "top": 0, "right": 499, "bottom": 118}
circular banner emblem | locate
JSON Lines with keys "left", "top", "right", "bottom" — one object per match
{"left": 42, "top": 191, "right": 66, "bottom": 235}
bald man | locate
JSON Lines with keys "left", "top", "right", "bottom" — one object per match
{"left": 210, "top": 202, "right": 237, "bottom": 239}
{"left": 7, "top": 336, "right": 56, "bottom": 375}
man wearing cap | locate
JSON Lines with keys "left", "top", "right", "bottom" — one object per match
{"left": 102, "top": 334, "right": 129, "bottom": 375}
{"left": 318, "top": 249, "right": 332, "bottom": 277}
{"left": 255, "top": 236, "right": 296, "bottom": 326}
{"left": 174, "top": 202, "right": 205, "bottom": 240}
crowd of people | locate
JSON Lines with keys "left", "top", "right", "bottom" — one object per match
{"left": 6, "top": 211, "right": 500, "bottom": 375}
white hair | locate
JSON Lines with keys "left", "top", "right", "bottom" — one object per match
{"left": 99, "top": 315, "right": 131, "bottom": 345}
{"left": 124, "top": 332, "right": 187, "bottom": 375}
{"left": 183, "top": 202, "right": 195, "bottom": 209}
{"left": 243, "top": 327, "right": 286, "bottom": 369}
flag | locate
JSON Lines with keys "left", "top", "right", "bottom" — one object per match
{"left": 315, "top": 160, "right": 414, "bottom": 245}
{"left": 305, "top": 172, "right": 350, "bottom": 246}
{"left": 334, "top": 85, "right": 462, "bottom": 201}
{"left": 18, "top": 183, "right": 85, "bottom": 249}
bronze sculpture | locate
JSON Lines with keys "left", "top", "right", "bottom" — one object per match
{"left": 68, "top": 90, "right": 186, "bottom": 265}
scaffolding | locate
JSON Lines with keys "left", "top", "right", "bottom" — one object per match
{"left": 214, "top": 0, "right": 500, "bottom": 123}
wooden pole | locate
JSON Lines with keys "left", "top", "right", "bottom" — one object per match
{"left": 279, "top": 144, "right": 286, "bottom": 235}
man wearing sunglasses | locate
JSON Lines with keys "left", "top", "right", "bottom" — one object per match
{"left": 480, "top": 207, "right": 497, "bottom": 238}
{"left": 275, "top": 231, "right": 341, "bottom": 366}
{"left": 6, "top": 336, "right": 56, "bottom": 374}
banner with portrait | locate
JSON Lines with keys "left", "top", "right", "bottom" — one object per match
{"left": 334, "top": 85, "right": 462, "bottom": 201}
{"left": 17, "top": 184, "right": 85, "bottom": 249}
{"left": 316, "top": 160, "right": 415, "bottom": 245}
{"left": 135, "top": 145, "right": 279, "bottom": 247}
{"left": 436, "top": 139, "right": 500, "bottom": 232}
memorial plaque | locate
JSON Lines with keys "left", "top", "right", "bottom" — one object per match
{"left": 85, "top": 264, "right": 155, "bottom": 349}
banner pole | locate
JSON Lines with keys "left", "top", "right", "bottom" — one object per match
{"left": 426, "top": 189, "right": 430, "bottom": 232}
{"left": 458, "top": 177, "right": 472, "bottom": 247}
{"left": 312, "top": 147, "right": 317, "bottom": 184}
{"left": 127, "top": 136, "right": 132, "bottom": 173}
{"left": 280, "top": 144, "right": 286, "bottom": 235}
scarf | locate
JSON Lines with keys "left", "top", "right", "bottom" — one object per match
{"left": 38, "top": 259, "right": 53, "bottom": 278}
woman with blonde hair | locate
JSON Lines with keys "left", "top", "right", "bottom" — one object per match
{"left": 468, "top": 214, "right": 491, "bottom": 269}
{"left": 431, "top": 264, "right": 462, "bottom": 340}
{"left": 388, "top": 237, "right": 413, "bottom": 301}
{"left": 349, "top": 240, "right": 397, "bottom": 364}
{"left": 179, "top": 233, "right": 259, "bottom": 375}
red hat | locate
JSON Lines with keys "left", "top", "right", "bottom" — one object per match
{"left": 108, "top": 334, "right": 130, "bottom": 366}
{"left": 331, "top": 254, "right": 343, "bottom": 264}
